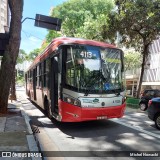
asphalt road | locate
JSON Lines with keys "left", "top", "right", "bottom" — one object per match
{"left": 17, "top": 87, "right": 160, "bottom": 160}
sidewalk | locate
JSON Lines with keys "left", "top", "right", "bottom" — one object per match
{"left": 0, "top": 100, "right": 41, "bottom": 160}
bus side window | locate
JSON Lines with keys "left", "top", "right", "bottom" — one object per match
{"left": 43, "top": 60, "right": 46, "bottom": 88}
{"left": 30, "top": 70, "right": 33, "bottom": 83}
{"left": 36, "top": 66, "right": 38, "bottom": 87}
{"left": 43, "top": 59, "right": 50, "bottom": 88}
{"left": 39, "top": 63, "right": 42, "bottom": 88}
{"left": 35, "top": 63, "right": 42, "bottom": 88}
{"left": 46, "top": 59, "right": 50, "bottom": 88}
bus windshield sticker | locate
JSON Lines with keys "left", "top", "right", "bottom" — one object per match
{"left": 104, "top": 83, "right": 110, "bottom": 90}
{"left": 106, "top": 58, "right": 121, "bottom": 63}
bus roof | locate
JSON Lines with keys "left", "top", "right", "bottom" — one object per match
{"left": 26, "top": 37, "right": 117, "bottom": 71}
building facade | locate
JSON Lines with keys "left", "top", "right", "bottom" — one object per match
{"left": 142, "top": 38, "right": 160, "bottom": 89}
{"left": 0, "top": 0, "right": 9, "bottom": 33}
{"left": 126, "top": 38, "right": 160, "bottom": 97}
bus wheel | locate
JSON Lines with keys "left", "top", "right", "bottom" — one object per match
{"left": 44, "top": 98, "right": 52, "bottom": 119}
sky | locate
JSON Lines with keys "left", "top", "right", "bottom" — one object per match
{"left": 20, "top": 0, "right": 67, "bottom": 53}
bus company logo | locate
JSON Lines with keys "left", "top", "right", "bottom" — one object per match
{"left": 82, "top": 98, "right": 99, "bottom": 104}
{"left": 82, "top": 99, "right": 93, "bottom": 103}
{"left": 92, "top": 98, "right": 99, "bottom": 103}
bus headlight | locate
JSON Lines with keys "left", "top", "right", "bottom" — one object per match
{"left": 63, "top": 95, "right": 81, "bottom": 107}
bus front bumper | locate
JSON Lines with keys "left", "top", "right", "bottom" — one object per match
{"left": 59, "top": 100, "right": 126, "bottom": 122}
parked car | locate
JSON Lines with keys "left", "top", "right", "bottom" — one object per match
{"left": 139, "top": 89, "right": 160, "bottom": 111}
{"left": 148, "top": 98, "right": 160, "bottom": 130}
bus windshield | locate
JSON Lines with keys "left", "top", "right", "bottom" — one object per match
{"left": 65, "top": 44, "right": 124, "bottom": 94}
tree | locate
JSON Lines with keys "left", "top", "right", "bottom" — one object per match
{"left": 124, "top": 51, "right": 142, "bottom": 71}
{"left": 0, "top": 0, "right": 23, "bottom": 113}
{"left": 26, "top": 41, "right": 49, "bottom": 63}
{"left": 26, "top": 48, "right": 41, "bottom": 61}
{"left": 111, "top": 0, "right": 160, "bottom": 98}
{"left": 46, "top": 30, "right": 61, "bottom": 43}
{"left": 15, "top": 49, "right": 27, "bottom": 87}
{"left": 17, "top": 49, "right": 27, "bottom": 64}
{"left": 46, "top": 0, "right": 114, "bottom": 42}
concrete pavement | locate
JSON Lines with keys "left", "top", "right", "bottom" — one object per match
{"left": 16, "top": 88, "right": 63, "bottom": 160}
{"left": 0, "top": 100, "right": 41, "bottom": 160}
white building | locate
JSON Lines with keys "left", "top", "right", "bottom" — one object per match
{"left": 0, "top": 0, "right": 9, "bottom": 33}
{"left": 142, "top": 38, "right": 160, "bottom": 89}
{"left": 126, "top": 38, "right": 160, "bottom": 96}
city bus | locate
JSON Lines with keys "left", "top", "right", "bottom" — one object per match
{"left": 25, "top": 37, "right": 126, "bottom": 122}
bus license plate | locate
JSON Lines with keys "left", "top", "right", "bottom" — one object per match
{"left": 97, "top": 116, "right": 107, "bottom": 120}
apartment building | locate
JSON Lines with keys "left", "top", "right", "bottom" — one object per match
{"left": 0, "top": 0, "right": 9, "bottom": 33}
{"left": 142, "top": 38, "right": 160, "bottom": 89}
{"left": 126, "top": 38, "right": 160, "bottom": 96}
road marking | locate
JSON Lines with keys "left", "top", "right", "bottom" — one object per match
{"left": 111, "top": 119, "right": 160, "bottom": 139}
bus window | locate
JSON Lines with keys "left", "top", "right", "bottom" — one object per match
{"left": 43, "top": 60, "right": 46, "bottom": 88}
{"left": 39, "top": 63, "right": 42, "bottom": 87}
{"left": 36, "top": 66, "right": 38, "bottom": 87}
{"left": 43, "top": 59, "right": 50, "bottom": 88}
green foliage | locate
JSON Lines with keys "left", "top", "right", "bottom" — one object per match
{"left": 46, "top": 30, "right": 61, "bottom": 43}
{"left": 17, "top": 49, "right": 27, "bottom": 64}
{"left": 126, "top": 97, "right": 139, "bottom": 105}
{"left": 124, "top": 51, "right": 142, "bottom": 71}
{"left": 111, "top": 0, "right": 160, "bottom": 97}
{"left": 26, "top": 48, "right": 41, "bottom": 61}
{"left": 15, "top": 49, "right": 26, "bottom": 86}
{"left": 46, "top": 0, "right": 114, "bottom": 42}
{"left": 113, "top": 0, "right": 160, "bottom": 52}
{"left": 16, "top": 73, "right": 25, "bottom": 86}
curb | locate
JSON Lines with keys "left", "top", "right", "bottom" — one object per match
{"left": 17, "top": 91, "right": 64, "bottom": 160}
{"left": 20, "top": 105, "right": 42, "bottom": 160}
{"left": 21, "top": 108, "right": 32, "bottom": 134}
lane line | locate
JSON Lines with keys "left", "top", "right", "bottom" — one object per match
{"left": 111, "top": 119, "right": 160, "bottom": 139}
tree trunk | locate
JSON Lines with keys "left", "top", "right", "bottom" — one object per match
{"left": 10, "top": 69, "right": 17, "bottom": 101}
{"left": 0, "top": 0, "right": 23, "bottom": 114}
{"left": 136, "top": 45, "right": 149, "bottom": 98}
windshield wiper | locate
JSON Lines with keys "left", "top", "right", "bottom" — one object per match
{"left": 84, "top": 80, "right": 98, "bottom": 96}
{"left": 84, "top": 71, "right": 102, "bottom": 96}
{"left": 84, "top": 73, "right": 100, "bottom": 96}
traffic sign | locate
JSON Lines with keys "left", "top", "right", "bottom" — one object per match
{"left": 34, "top": 14, "right": 62, "bottom": 31}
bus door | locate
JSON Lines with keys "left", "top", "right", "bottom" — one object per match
{"left": 33, "top": 68, "right": 37, "bottom": 100}
{"left": 50, "top": 56, "right": 59, "bottom": 114}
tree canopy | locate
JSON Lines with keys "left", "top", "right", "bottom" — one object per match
{"left": 17, "top": 49, "right": 27, "bottom": 64}
{"left": 124, "top": 50, "right": 142, "bottom": 71}
{"left": 114, "top": 0, "right": 160, "bottom": 51}
{"left": 111, "top": 0, "right": 160, "bottom": 97}
{"left": 46, "top": 0, "right": 114, "bottom": 42}
{"left": 26, "top": 48, "right": 41, "bottom": 61}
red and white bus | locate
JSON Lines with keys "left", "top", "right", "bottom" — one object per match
{"left": 25, "top": 37, "right": 126, "bottom": 122}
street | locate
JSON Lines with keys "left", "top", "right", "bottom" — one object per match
{"left": 17, "top": 87, "right": 160, "bottom": 160}
{"left": 0, "top": 1, "right": 160, "bottom": 159}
